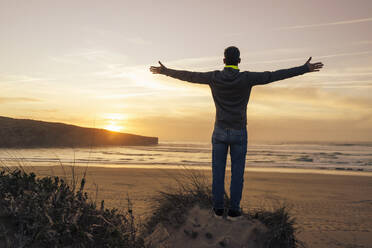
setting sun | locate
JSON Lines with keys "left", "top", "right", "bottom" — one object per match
{"left": 102, "top": 113, "right": 126, "bottom": 132}
{"left": 104, "top": 123, "right": 123, "bottom": 132}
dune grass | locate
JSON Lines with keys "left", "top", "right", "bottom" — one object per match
{"left": 0, "top": 165, "right": 304, "bottom": 248}
{"left": 143, "top": 169, "right": 305, "bottom": 248}
{"left": 248, "top": 206, "right": 305, "bottom": 248}
{"left": 0, "top": 167, "right": 143, "bottom": 248}
{"left": 143, "top": 170, "right": 215, "bottom": 233}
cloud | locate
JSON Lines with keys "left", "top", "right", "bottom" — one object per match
{"left": 250, "top": 86, "right": 372, "bottom": 119}
{"left": 277, "top": 17, "right": 372, "bottom": 30}
{"left": 83, "top": 27, "right": 151, "bottom": 47}
{"left": 127, "top": 37, "right": 152, "bottom": 45}
{"left": 305, "top": 80, "right": 372, "bottom": 89}
{"left": 352, "top": 40, "right": 372, "bottom": 46}
{"left": 247, "top": 116, "right": 372, "bottom": 143}
{"left": 50, "top": 49, "right": 128, "bottom": 66}
{"left": 245, "top": 50, "right": 372, "bottom": 66}
{"left": 95, "top": 92, "right": 158, "bottom": 99}
{"left": 301, "top": 65, "right": 372, "bottom": 88}
{"left": 0, "top": 75, "right": 44, "bottom": 84}
{"left": 0, "top": 97, "right": 41, "bottom": 103}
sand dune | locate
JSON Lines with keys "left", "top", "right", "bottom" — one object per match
{"left": 145, "top": 205, "right": 269, "bottom": 248}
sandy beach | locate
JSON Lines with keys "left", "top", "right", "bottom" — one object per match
{"left": 26, "top": 166, "right": 372, "bottom": 248}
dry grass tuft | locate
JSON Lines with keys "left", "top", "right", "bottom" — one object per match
{"left": 0, "top": 167, "right": 144, "bottom": 248}
{"left": 143, "top": 169, "right": 305, "bottom": 248}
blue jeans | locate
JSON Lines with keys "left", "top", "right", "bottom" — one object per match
{"left": 211, "top": 124, "right": 247, "bottom": 211}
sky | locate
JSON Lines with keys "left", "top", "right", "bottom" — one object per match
{"left": 0, "top": 0, "right": 371, "bottom": 143}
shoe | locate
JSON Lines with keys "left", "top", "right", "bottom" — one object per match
{"left": 227, "top": 209, "right": 243, "bottom": 221}
{"left": 213, "top": 208, "right": 224, "bottom": 219}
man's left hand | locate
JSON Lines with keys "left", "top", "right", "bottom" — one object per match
{"left": 150, "top": 61, "right": 167, "bottom": 74}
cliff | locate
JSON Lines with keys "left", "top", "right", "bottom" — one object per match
{"left": 0, "top": 116, "right": 158, "bottom": 148}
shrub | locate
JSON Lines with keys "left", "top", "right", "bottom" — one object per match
{"left": 0, "top": 168, "right": 143, "bottom": 248}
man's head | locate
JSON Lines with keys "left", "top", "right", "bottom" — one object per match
{"left": 223, "top": 46, "right": 241, "bottom": 65}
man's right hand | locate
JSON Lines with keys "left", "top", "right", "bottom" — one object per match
{"left": 150, "top": 61, "right": 167, "bottom": 74}
{"left": 305, "top": 57, "right": 324, "bottom": 72}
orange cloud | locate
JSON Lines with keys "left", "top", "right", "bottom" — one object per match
{"left": 0, "top": 97, "right": 41, "bottom": 103}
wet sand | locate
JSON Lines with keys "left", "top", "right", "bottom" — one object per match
{"left": 27, "top": 166, "right": 372, "bottom": 248}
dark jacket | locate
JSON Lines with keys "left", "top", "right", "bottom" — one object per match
{"left": 162, "top": 64, "right": 310, "bottom": 130}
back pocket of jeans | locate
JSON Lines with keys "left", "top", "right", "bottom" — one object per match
{"left": 212, "top": 130, "right": 226, "bottom": 143}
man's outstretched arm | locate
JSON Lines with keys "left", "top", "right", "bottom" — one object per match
{"left": 248, "top": 57, "right": 324, "bottom": 86}
{"left": 150, "top": 61, "right": 213, "bottom": 85}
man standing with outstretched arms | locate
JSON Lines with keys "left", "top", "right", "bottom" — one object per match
{"left": 150, "top": 46, "right": 323, "bottom": 220}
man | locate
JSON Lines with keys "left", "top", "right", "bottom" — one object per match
{"left": 150, "top": 46, "right": 323, "bottom": 220}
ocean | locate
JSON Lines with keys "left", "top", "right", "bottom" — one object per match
{"left": 1, "top": 141, "right": 372, "bottom": 173}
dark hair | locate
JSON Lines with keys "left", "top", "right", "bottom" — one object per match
{"left": 224, "top": 46, "right": 240, "bottom": 65}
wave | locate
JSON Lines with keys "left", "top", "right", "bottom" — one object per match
{"left": 294, "top": 156, "right": 313, "bottom": 162}
{"left": 1, "top": 142, "right": 372, "bottom": 173}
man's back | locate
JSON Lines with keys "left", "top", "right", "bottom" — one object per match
{"left": 161, "top": 64, "right": 309, "bottom": 130}
{"left": 209, "top": 67, "right": 253, "bottom": 130}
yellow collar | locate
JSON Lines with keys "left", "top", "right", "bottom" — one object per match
{"left": 224, "top": 65, "right": 239, "bottom": 70}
